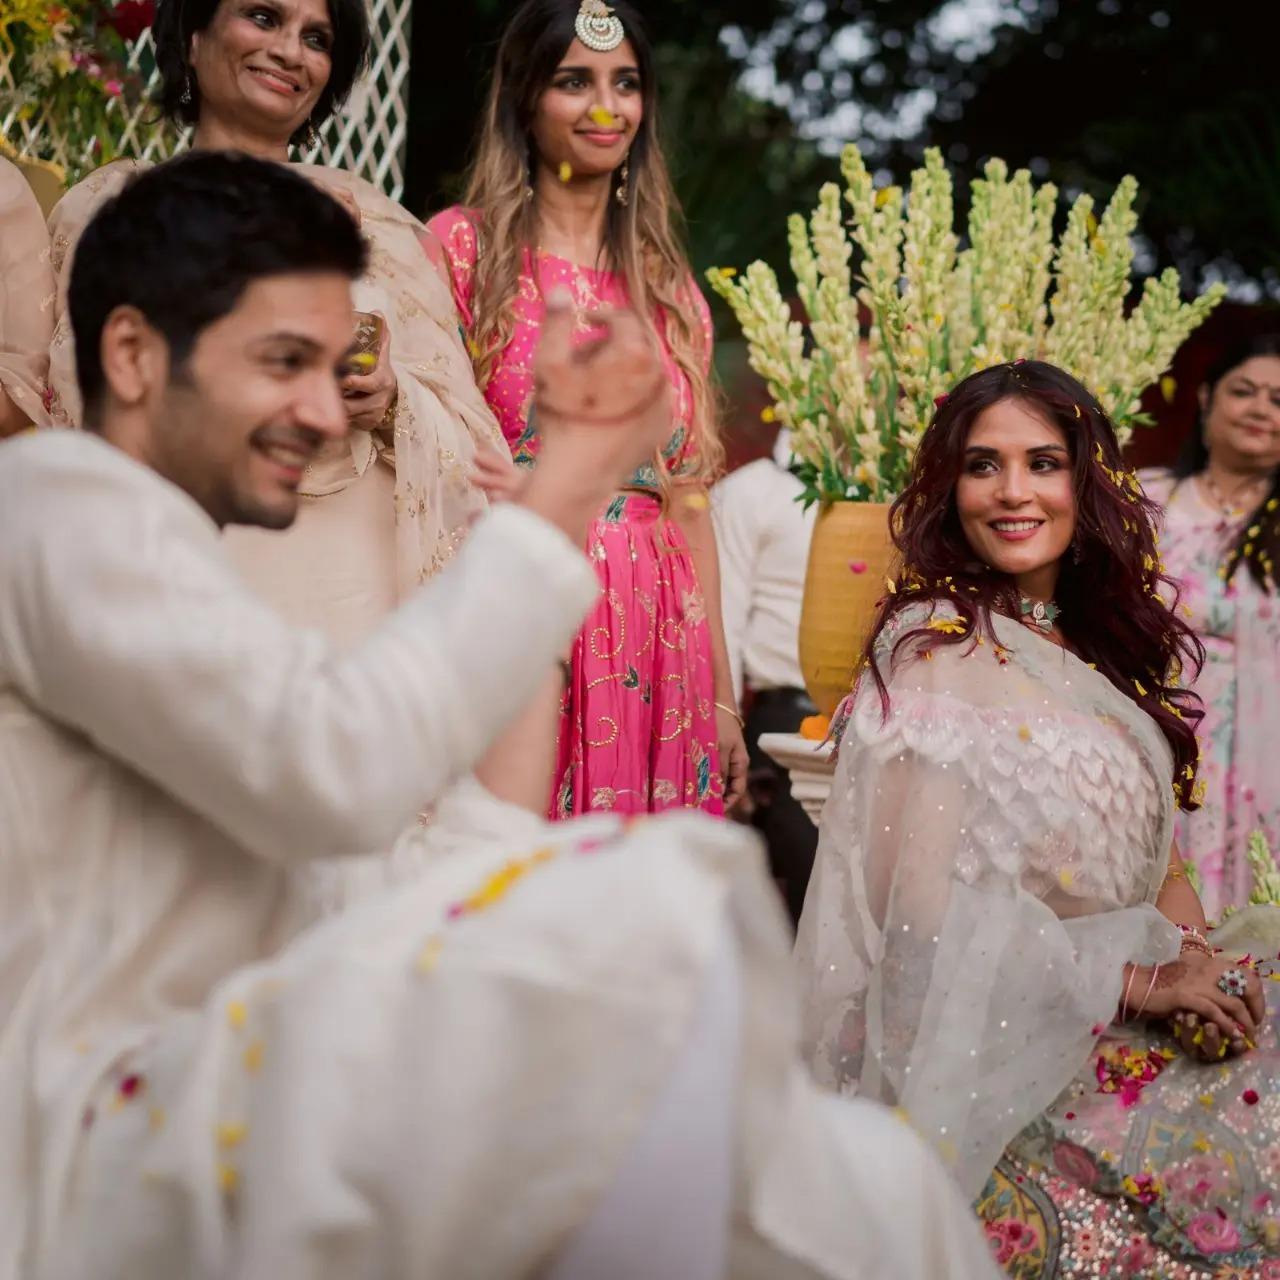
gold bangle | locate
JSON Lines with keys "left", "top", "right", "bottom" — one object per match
{"left": 714, "top": 701, "right": 744, "bottom": 729}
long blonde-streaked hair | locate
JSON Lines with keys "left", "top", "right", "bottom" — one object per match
{"left": 460, "top": 0, "right": 722, "bottom": 484}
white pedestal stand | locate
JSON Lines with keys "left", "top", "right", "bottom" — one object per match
{"left": 757, "top": 732, "right": 836, "bottom": 829}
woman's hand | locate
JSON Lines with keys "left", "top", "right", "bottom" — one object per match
{"left": 715, "top": 705, "right": 749, "bottom": 811}
{"left": 471, "top": 448, "right": 524, "bottom": 505}
{"left": 341, "top": 315, "right": 397, "bottom": 432}
{"left": 1140, "top": 953, "right": 1266, "bottom": 1060}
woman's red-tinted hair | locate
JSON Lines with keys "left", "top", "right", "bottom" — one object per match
{"left": 864, "top": 359, "right": 1205, "bottom": 810}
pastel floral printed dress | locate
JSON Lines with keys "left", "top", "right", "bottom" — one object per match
{"left": 426, "top": 207, "right": 723, "bottom": 819}
{"left": 1141, "top": 468, "right": 1280, "bottom": 921}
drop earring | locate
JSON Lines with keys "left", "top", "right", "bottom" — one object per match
{"left": 615, "top": 158, "right": 629, "bottom": 207}
{"left": 179, "top": 70, "right": 193, "bottom": 106}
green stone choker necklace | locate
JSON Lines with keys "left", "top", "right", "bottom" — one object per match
{"left": 1020, "top": 597, "right": 1061, "bottom": 632}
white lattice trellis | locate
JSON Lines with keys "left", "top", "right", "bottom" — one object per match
{"left": 0, "top": 0, "right": 410, "bottom": 200}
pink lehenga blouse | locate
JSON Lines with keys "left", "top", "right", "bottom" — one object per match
{"left": 425, "top": 208, "right": 723, "bottom": 819}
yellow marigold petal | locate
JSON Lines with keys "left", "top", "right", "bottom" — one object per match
{"left": 217, "top": 1121, "right": 248, "bottom": 1150}
{"left": 760, "top": 405, "right": 776, "bottom": 423}
{"left": 149, "top": 1106, "right": 167, "bottom": 1131}
{"left": 1160, "top": 375, "right": 1177, "bottom": 403}
{"left": 1133, "top": 679, "right": 1148, "bottom": 696}
{"left": 558, "top": 161, "right": 573, "bottom": 183}
{"left": 587, "top": 106, "right": 615, "bottom": 127}
{"left": 242, "top": 1040, "right": 265, "bottom": 1073}
{"left": 226, "top": 1001, "right": 247, "bottom": 1030}
{"left": 798, "top": 714, "right": 830, "bottom": 742}
{"left": 415, "top": 936, "right": 444, "bottom": 975}
{"left": 682, "top": 492, "right": 710, "bottom": 511}
{"left": 885, "top": 576, "right": 896, "bottom": 594}
{"left": 218, "top": 1162, "right": 239, "bottom": 1195}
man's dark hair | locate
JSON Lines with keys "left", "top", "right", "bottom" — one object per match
{"left": 151, "top": 0, "right": 370, "bottom": 147}
{"left": 69, "top": 150, "right": 367, "bottom": 420}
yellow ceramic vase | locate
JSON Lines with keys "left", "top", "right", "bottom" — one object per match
{"left": 798, "top": 501, "right": 897, "bottom": 718}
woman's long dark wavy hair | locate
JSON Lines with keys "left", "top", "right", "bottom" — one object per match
{"left": 865, "top": 360, "right": 1206, "bottom": 810}
{"left": 151, "top": 0, "right": 370, "bottom": 147}
{"left": 1172, "top": 333, "right": 1280, "bottom": 591}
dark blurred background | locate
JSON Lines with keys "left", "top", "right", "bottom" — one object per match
{"left": 406, "top": 0, "right": 1280, "bottom": 471}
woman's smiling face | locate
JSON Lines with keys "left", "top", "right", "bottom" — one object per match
{"left": 955, "top": 396, "right": 1077, "bottom": 597}
{"left": 189, "top": 0, "right": 334, "bottom": 143}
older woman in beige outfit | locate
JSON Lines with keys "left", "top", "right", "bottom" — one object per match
{"left": 45, "top": 0, "right": 509, "bottom": 649}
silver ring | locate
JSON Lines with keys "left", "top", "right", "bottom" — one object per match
{"left": 1217, "top": 967, "right": 1249, "bottom": 998}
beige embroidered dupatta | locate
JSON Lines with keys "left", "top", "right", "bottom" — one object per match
{"left": 794, "top": 599, "right": 1183, "bottom": 1196}
{"left": 46, "top": 159, "right": 505, "bottom": 596}
{"left": 0, "top": 158, "right": 55, "bottom": 428}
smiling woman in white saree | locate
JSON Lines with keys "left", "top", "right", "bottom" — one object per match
{"left": 796, "top": 360, "right": 1280, "bottom": 1278}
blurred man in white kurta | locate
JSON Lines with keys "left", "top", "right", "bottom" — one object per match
{"left": 714, "top": 430, "right": 819, "bottom": 925}
{"left": 0, "top": 153, "right": 997, "bottom": 1280}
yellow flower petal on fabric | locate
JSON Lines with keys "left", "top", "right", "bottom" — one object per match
{"left": 218, "top": 1162, "right": 239, "bottom": 1195}
{"left": 217, "top": 1122, "right": 248, "bottom": 1150}
{"left": 149, "top": 1106, "right": 167, "bottom": 1131}
{"left": 1160, "top": 375, "right": 1177, "bottom": 403}
{"left": 925, "top": 617, "right": 967, "bottom": 634}
{"left": 242, "top": 1040, "right": 265, "bottom": 1073}
{"left": 226, "top": 1001, "right": 247, "bottom": 1030}
{"left": 1058, "top": 868, "right": 1073, "bottom": 888}
{"left": 588, "top": 106, "right": 615, "bottom": 127}
{"left": 891, "top": 1105, "right": 912, "bottom": 1126}
{"left": 1193, "top": 1135, "right": 1211, "bottom": 1152}
{"left": 558, "top": 161, "right": 573, "bottom": 183}
{"left": 415, "top": 936, "right": 444, "bottom": 975}
{"left": 1199, "top": 1092, "right": 1215, "bottom": 1107}
{"left": 1018, "top": 725, "right": 1032, "bottom": 742}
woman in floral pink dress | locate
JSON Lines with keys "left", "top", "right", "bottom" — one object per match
{"left": 423, "top": 0, "right": 746, "bottom": 820}
{"left": 1141, "top": 335, "right": 1280, "bottom": 921}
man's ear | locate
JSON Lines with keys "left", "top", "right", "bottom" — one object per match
{"left": 99, "top": 306, "right": 170, "bottom": 408}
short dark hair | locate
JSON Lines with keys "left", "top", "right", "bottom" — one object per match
{"left": 69, "top": 150, "right": 367, "bottom": 418}
{"left": 152, "top": 0, "right": 371, "bottom": 146}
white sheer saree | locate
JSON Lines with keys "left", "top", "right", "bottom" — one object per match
{"left": 795, "top": 600, "right": 1182, "bottom": 1197}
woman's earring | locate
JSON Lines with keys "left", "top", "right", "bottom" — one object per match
{"left": 615, "top": 158, "right": 629, "bottom": 207}
{"left": 304, "top": 120, "right": 319, "bottom": 150}
{"left": 179, "top": 70, "right": 194, "bottom": 106}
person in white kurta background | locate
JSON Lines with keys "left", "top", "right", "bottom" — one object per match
{"left": 0, "top": 153, "right": 998, "bottom": 1280}
{"left": 714, "top": 429, "right": 819, "bottom": 923}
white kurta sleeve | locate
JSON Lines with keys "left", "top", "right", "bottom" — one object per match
{"left": 0, "top": 436, "right": 598, "bottom": 862}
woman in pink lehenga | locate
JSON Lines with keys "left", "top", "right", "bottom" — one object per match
{"left": 424, "top": 0, "right": 747, "bottom": 820}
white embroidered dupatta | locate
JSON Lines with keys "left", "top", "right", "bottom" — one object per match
{"left": 794, "top": 599, "right": 1183, "bottom": 1196}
